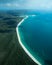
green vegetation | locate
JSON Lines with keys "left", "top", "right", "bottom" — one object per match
{"left": 0, "top": 12, "right": 37, "bottom": 65}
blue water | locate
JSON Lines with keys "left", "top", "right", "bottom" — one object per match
{"left": 18, "top": 14, "right": 52, "bottom": 65}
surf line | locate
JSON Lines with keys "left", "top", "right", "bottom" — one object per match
{"left": 16, "top": 15, "right": 42, "bottom": 65}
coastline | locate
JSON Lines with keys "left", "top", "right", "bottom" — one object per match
{"left": 16, "top": 15, "right": 42, "bottom": 65}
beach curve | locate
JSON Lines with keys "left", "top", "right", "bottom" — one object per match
{"left": 16, "top": 15, "right": 42, "bottom": 65}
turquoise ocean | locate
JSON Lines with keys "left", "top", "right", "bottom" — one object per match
{"left": 18, "top": 13, "right": 52, "bottom": 65}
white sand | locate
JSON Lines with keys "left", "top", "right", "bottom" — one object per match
{"left": 16, "top": 15, "right": 42, "bottom": 65}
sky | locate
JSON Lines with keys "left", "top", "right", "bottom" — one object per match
{"left": 0, "top": 0, "right": 52, "bottom": 10}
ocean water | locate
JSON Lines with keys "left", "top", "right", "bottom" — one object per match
{"left": 18, "top": 14, "right": 52, "bottom": 65}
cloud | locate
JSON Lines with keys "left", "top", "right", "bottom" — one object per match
{"left": 23, "top": 0, "right": 52, "bottom": 10}
{"left": 0, "top": 3, "right": 20, "bottom": 7}
{"left": 0, "top": 0, "right": 52, "bottom": 10}
{"left": 6, "top": 3, "right": 11, "bottom": 6}
{"left": 6, "top": 3, "right": 20, "bottom": 7}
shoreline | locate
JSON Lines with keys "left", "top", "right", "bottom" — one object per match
{"left": 16, "top": 15, "right": 42, "bottom": 65}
